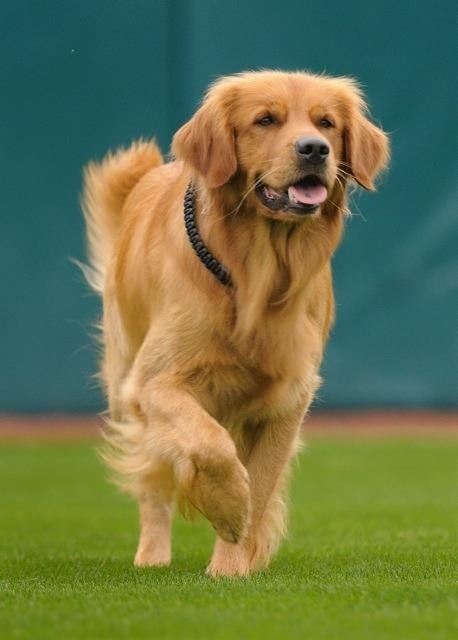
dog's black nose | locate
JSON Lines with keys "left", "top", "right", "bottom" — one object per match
{"left": 295, "top": 137, "right": 330, "bottom": 164}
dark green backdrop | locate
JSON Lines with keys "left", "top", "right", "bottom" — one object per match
{"left": 1, "top": 1, "right": 456, "bottom": 412}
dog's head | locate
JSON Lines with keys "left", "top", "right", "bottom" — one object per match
{"left": 173, "top": 71, "right": 389, "bottom": 222}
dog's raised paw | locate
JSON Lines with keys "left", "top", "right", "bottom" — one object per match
{"left": 186, "top": 451, "right": 251, "bottom": 543}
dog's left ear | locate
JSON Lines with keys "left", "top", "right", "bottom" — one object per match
{"left": 172, "top": 94, "right": 237, "bottom": 188}
{"left": 344, "top": 109, "right": 390, "bottom": 191}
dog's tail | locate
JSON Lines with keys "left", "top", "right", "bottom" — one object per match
{"left": 81, "top": 139, "right": 163, "bottom": 293}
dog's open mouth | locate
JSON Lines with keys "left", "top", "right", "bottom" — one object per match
{"left": 256, "top": 174, "right": 328, "bottom": 214}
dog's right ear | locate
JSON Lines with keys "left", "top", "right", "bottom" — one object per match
{"left": 343, "top": 112, "right": 389, "bottom": 191}
{"left": 172, "top": 96, "right": 237, "bottom": 188}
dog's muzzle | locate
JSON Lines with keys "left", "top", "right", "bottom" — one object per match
{"left": 256, "top": 173, "right": 328, "bottom": 215}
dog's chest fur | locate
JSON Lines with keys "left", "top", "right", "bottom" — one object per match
{"left": 153, "top": 298, "right": 323, "bottom": 428}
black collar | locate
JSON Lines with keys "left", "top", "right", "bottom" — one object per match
{"left": 184, "top": 183, "right": 232, "bottom": 287}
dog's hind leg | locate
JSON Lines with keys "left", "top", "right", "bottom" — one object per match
{"left": 134, "top": 461, "right": 175, "bottom": 567}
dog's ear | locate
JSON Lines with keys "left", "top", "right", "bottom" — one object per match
{"left": 172, "top": 96, "right": 237, "bottom": 188}
{"left": 344, "top": 108, "right": 389, "bottom": 191}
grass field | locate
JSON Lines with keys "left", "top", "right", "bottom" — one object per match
{"left": 0, "top": 436, "right": 456, "bottom": 639}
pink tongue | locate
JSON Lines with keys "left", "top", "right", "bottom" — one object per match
{"left": 288, "top": 184, "right": 327, "bottom": 206}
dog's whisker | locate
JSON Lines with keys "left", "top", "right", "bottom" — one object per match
{"left": 203, "top": 167, "right": 286, "bottom": 232}
{"left": 230, "top": 168, "right": 285, "bottom": 216}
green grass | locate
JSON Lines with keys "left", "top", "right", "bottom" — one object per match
{"left": 0, "top": 437, "right": 456, "bottom": 640}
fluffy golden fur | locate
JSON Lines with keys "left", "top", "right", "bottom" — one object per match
{"left": 82, "top": 70, "right": 389, "bottom": 576}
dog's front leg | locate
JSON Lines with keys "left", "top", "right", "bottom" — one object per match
{"left": 134, "top": 374, "right": 251, "bottom": 545}
{"left": 207, "top": 408, "right": 304, "bottom": 577}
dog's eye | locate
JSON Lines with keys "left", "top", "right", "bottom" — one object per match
{"left": 319, "top": 118, "right": 334, "bottom": 129}
{"left": 256, "top": 115, "right": 276, "bottom": 126}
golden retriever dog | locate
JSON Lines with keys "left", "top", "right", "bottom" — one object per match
{"left": 82, "top": 70, "right": 389, "bottom": 577}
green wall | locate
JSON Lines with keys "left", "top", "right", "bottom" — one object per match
{"left": 1, "top": 1, "right": 456, "bottom": 411}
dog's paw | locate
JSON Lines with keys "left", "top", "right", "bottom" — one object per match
{"left": 197, "top": 455, "right": 250, "bottom": 543}
{"left": 134, "top": 546, "right": 171, "bottom": 567}
{"left": 182, "top": 446, "right": 251, "bottom": 543}
{"left": 206, "top": 541, "right": 251, "bottom": 578}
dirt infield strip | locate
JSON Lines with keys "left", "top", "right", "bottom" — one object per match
{"left": 0, "top": 412, "right": 456, "bottom": 440}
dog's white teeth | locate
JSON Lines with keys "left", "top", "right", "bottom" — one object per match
{"left": 287, "top": 187, "right": 298, "bottom": 203}
{"left": 264, "top": 185, "right": 282, "bottom": 200}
